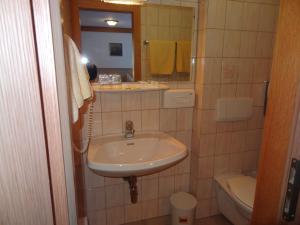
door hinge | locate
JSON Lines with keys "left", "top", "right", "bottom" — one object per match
{"left": 283, "top": 158, "right": 300, "bottom": 221}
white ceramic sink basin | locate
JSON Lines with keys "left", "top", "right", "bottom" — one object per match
{"left": 87, "top": 132, "right": 188, "bottom": 177}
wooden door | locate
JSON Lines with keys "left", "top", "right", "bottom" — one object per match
{"left": 251, "top": 0, "right": 300, "bottom": 224}
{"left": 0, "top": 1, "right": 55, "bottom": 225}
{"left": 0, "top": 0, "right": 73, "bottom": 225}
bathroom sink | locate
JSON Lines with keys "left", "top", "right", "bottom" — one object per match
{"left": 87, "top": 132, "right": 188, "bottom": 177}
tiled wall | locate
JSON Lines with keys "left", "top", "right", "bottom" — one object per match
{"left": 74, "top": 84, "right": 194, "bottom": 225}
{"left": 191, "top": 0, "right": 279, "bottom": 219}
{"left": 140, "top": 4, "right": 194, "bottom": 81}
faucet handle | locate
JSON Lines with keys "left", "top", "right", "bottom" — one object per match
{"left": 125, "top": 120, "right": 133, "bottom": 130}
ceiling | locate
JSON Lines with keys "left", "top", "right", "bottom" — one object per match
{"left": 79, "top": 10, "right": 132, "bottom": 28}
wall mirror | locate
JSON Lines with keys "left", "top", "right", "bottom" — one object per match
{"left": 73, "top": 0, "right": 197, "bottom": 82}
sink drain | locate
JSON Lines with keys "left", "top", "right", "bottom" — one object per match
{"left": 124, "top": 176, "right": 138, "bottom": 203}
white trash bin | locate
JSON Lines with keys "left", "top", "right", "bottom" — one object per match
{"left": 170, "top": 192, "right": 197, "bottom": 225}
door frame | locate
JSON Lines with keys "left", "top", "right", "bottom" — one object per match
{"left": 71, "top": 0, "right": 142, "bottom": 80}
{"left": 31, "top": 0, "right": 76, "bottom": 224}
{"left": 251, "top": 0, "right": 300, "bottom": 224}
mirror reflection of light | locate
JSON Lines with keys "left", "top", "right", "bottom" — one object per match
{"left": 105, "top": 19, "right": 119, "bottom": 26}
{"left": 81, "top": 56, "right": 89, "bottom": 64}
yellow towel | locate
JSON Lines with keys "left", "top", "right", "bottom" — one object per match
{"left": 176, "top": 41, "right": 191, "bottom": 73}
{"left": 149, "top": 40, "right": 176, "bottom": 75}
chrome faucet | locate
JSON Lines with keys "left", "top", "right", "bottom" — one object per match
{"left": 125, "top": 120, "right": 135, "bottom": 139}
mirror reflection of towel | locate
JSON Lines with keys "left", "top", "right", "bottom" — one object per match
{"left": 176, "top": 41, "right": 191, "bottom": 73}
{"left": 149, "top": 40, "right": 176, "bottom": 75}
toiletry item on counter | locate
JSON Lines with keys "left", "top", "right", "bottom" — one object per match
{"left": 98, "top": 74, "right": 122, "bottom": 85}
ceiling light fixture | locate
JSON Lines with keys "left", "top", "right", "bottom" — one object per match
{"left": 105, "top": 19, "right": 119, "bottom": 26}
{"left": 103, "top": 0, "right": 147, "bottom": 5}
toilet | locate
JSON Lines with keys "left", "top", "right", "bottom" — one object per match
{"left": 214, "top": 173, "right": 256, "bottom": 225}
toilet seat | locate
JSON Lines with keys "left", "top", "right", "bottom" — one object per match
{"left": 227, "top": 176, "right": 256, "bottom": 209}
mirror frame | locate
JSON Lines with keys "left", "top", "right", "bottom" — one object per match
{"left": 71, "top": 0, "right": 142, "bottom": 80}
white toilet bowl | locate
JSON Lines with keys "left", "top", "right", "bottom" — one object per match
{"left": 214, "top": 173, "right": 256, "bottom": 225}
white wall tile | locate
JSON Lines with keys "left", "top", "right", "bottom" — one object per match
{"left": 101, "top": 93, "right": 122, "bottom": 112}
{"left": 102, "top": 112, "right": 123, "bottom": 135}
{"left": 225, "top": 0, "right": 243, "bottom": 30}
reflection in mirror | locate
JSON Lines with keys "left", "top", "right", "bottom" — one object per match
{"left": 141, "top": 4, "right": 196, "bottom": 82}
{"left": 78, "top": 2, "right": 197, "bottom": 83}
{"left": 80, "top": 10, "right": 134, "bottom": 82}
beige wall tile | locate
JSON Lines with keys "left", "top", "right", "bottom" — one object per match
{"left": 207, "top": 0, "right": 226, "bottom": 29}
{"left": 255, "top": 32, "right": 274, "bottom": 58}
{"left": 236, "top": 84, "right": 252, "bottom": 97}
{"left": 125, "top": 203, "right": 142, "bottom": 223}
{"left": 174, "top": 174, "right": 190, "bottom": 192}
{"left": 141, "top": 109, "right": 159, "bottom": 131}
{"left": 197, "top": 178, "right": 213, "bottom": 199}
{"left": 238, "top": 59, "right": 254, "bottom": 83}
{"left": 202, "top": 85, "right": 220, "bottom": 109}
{"left": 142, "top": 178, "right": 159, "bottom": 201}
{"left": 106, "top": 206, "right": 125, "bottom": 225}
{"left": 88, "top": 210, "right": 106, "bottom": 225}
{"left": 230, "top": 131, "right": 246, "bottom": 152}
{"left": 101, "top": 93, "right": 122, "bottom": 112}
{"left": 229, "top": 152, "right": 243, "bottom": 173}
{"left": 199, "top": 134, "right": 216, "bottom": 157}
{"left": 225, "top": 0, "right": 243, "bottom": 30}
{"left": 198, "top": 156, "right": 214, "bottom": 178}
{"left": 86, "top": 187, "right": 106, "bottom": 211}
{"left": 105, "top": 184, "right": 124, "bottom": 208}
{"left": 142, "top": 199, "right": 158, "bottom": 219}
{"left": 223, "top": 31, "right": 241, "bottom": 57}
{"left": 176, "top": 108, "right": 193, "bottom": 130}
{"left": 196, "top": 199, "right": 211, "bottom": 219}
{"left": 242, "top": 3, "right": 260, "bottom": 31}
{"left": 141, "top": 91, "right": 160, "bottom": 109}
{"left": 248, "top": 107, "right": 264, "bottom": 129}
{"left": 205, "top": 29, "right": 224, "bottom": 57}
{"left": 146, "top": 6, "right": 159, "bottom": 25}
{"left": 102, "top": 112, "right": 122, "bottom": 135}
{"left": 105, "top": 177, "right": 124, "bottom": 186}
{"left": 217, "top": 121, "right": 233, "bottom": 133}
{"left": 253, "top": 59, "right": 271, "bottom": 83}
{"left": 158, "top": 198, "right": 171, "bottom": 216}
{"left": 240, "top": 31, "right": 257, "bottom": 58}
{"left": 246, "top": 129, "right": 263, "bottom": 150}
{"left": 221, "top": 58, "right": 239, "bottom": 83}
{"left": 242, "top": 150, "right": 259, "bottom": 172}
{"left": 158, "top": 7, "right": 170, "bottom": 26}
{"left": 220, "top": 84, "right": 236, "bottom": 97}
{"left": 203, "top": 58, "right": 222, "bottom": 84}
{"left": 200, "top": 110, "right": 217, "bottom": 134}
{"left": 214, "top": 154, "right": 230, "bottom": 175}
{"left": 159, "top": 176, "right": 175, "bottom": 198}
{"left": 160, "top": 109, "right": 177, "bottom": 131}
{"left": 84, "top": 164, "right": 104, "bottom": 189}
{"left": 122, "top": 93, "right": 142, "bottom": 111}
{"left": 252, "top": 83, "right": 265, "bottom": 106}
{"left": 93, "top": 93, "right": 102, "bottom": 112}
{"left": 258, "top": 4, "right": 278, "bottom": 32}
{"left": 215, "top": 132, "right": 231, "bottom": 155}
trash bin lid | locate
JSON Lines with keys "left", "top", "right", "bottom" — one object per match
{"left": 170, "top": 192, "right": 197, "bottom": 210}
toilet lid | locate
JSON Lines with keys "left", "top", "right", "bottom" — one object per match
{"left": 227, "top": 176, "right": 256, "bottom": 209}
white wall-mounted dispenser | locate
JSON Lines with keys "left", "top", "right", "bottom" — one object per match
{"left": 162, "top": 89, "right": 195, "bottom": 108}
{"left": 216, "top": 97, "right": 253, "bottom": 121}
